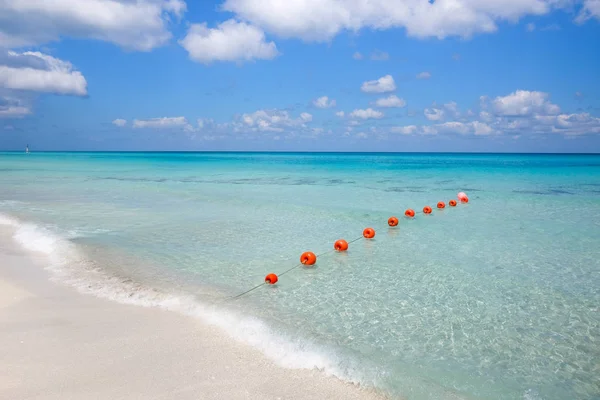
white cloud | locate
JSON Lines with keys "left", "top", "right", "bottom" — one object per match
{"left": 235, "top": 109, "right": 313, "bottom": 132}
{"left": 300, "top": 112, "right": 313, "bottom": 122}
{"left": 335, "top": 111, "right": 345, "bottom": 117}
{"left": 133, "top": 116, "right": 188, "bottom": 128}
{"left": 375, "top": 95, "right": 406, "bottom": 108}
{"left": 353, "top": 52, "right": 363, "bottom": 60}
{"left": 313, "top": 96, "right": 336, "bottom": 108}
{"left": 480, "top": 111, "right": 493, "bottom": 122}
{"left": 444, "top": 101, "right": 460, "bottom": 117}
{"left": 395, "top": 89, "right": 600, "bottom": 137}
{"left": 394, "top": 121, "right": 496, "bottom": 136}
{"left": 391, "top": 125, "right": 418, "bottom": 135}
{"left": 370, "top": 50, "right": 389, "bottom": 61}
{"left": 423, "top": 101, "right": 461, "bottom": 121}
{"left": 526, "top": 22, "right": 536, "bottom": 31}
{"left": 0, "top": 50, "right": 87, "bottom": 96}
{"left": 349, "top": 108, "right": 384, "bottom": 119}
{"left": 489, "top": 90, "right": 560, "bottom": 116}
{"left": 361, "top": 75, "right": 396, "bottom": 93}
{"left": 221, "top": 0, "right": 571, "bottom": 42}
{"left": 416, "top": 71, "right": 431, "bottom": 79}
{"left": 575, "top": 0, "right": 600, "bottom": 23}
{"left": 179, "top": 19, "right": 278, "bottom": 64}
{"left": 424, "top": 107, "right": 444, "bottom": 121}
{"left": 0, "top": 0, "right": 186, "bottom": 51}
{"left": 112, "top": 118, "right": 127, "bottom": 127}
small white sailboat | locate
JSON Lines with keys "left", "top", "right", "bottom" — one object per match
{"left": 25, "top": 144, "right": 29, "bottom": 154}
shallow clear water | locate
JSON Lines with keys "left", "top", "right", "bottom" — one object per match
{"left": 1, "top": 152, "right": 599, "bottom": 399}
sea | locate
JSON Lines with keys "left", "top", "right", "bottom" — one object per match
{"left": 0, "top": 152, "right": 599, "bottom": 400}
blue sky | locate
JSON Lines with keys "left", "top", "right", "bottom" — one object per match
{"left": 1, "top": 0, "right": 599, "bottom": 152}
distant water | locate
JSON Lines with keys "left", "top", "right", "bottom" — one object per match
{"left": 1, "top": 152, "right": 599, "bottom": 400}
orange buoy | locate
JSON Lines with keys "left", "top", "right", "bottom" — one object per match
{"left": 423, "top": 206, "right": 432, "bottom": 214}
{"left": 388, "top": 216, "right": 399, "bottom": 227}
{"left": 449, "top": 199, "right": 457, "bottom": 207}
{"left": 334, "top": 239, "right": 349, "bottom": 251}
{"left": 300, "top": 251, "right": 317, "bottom": 265}
{"left": 437, "top": 201, "right": 446, "bottom": 209}
{"left": 363, "top": 228, "right": 375, "bottom": 239}
{"left": 460, "top": 196, "right": 469, "bottom": 203}
{"left": 265, "top": 273, "right": 278, "bottom": 284}
{"left": 405, "top": 209, "right": 415, "bottom": 218}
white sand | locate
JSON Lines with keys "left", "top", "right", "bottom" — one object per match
{"left": 0, "top": 227, "right": 389, "bottom": 400}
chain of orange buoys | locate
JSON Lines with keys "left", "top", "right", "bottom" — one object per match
{"left": 227, "top": 192, "right": 470, "bottom": 301}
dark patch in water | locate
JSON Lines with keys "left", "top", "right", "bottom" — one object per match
{"left": 291, "top": 178, "right": 318, "bottom": 185}
{"left": 513, "top": 189, "right": 575, "bottom": 195}
{"left": 513, "top": 190, "right": 548, "bottom": 195}
{"left": 549, "top": 189, "right": 574, "bottom": 195}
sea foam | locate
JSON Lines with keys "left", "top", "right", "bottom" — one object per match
{"left": 0, "top": 213, "right": 379, "bottom": 392}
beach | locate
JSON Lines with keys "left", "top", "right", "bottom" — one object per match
{"left": 0, "top": 225, "right": 387, "bottom": 400}
{"left": 1, "top": 152, "right": 599, "bottom": 399}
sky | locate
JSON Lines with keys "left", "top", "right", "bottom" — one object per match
{"left": 0, "top": 0, "right": 599, "bottom": 152}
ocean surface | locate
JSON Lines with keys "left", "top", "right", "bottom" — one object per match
{"left": 1, "top": 152, "right": 599, "bottom": 400}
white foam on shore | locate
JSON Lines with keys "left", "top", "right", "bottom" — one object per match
{"left": 0, "top": 213, "right": 376, "bottom": 391}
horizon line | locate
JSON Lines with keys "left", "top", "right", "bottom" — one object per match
{"left": 1, "top": 150, "right": 599, "bottom": 155}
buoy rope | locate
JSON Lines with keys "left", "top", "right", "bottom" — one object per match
{"left": 227, "top": 198, "right": 468, "bottom": 301}
{"left": 229, "top": 281, "right": 267, "bottom": 300}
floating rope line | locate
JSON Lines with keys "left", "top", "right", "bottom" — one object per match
{"left": 226, "top": 192, "right": 470, "bottom": 301}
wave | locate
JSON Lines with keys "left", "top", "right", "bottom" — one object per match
{"left": 0, "top": 212, "right": 377, "bottom": 391}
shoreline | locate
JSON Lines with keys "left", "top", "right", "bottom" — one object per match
{"left": 0, "top": 225, "right": 389, "bottom": 400}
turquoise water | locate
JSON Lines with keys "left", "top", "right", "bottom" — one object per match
{"left": 1, "top": 152, "right": 599, "bottom": 399}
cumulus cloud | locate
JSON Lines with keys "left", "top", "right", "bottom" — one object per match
{"left": 416, "top": 71, "right": 431, "bottom": 79}
{"left": 396, "top": 89, "right": 600, "bottom": 137}
{"left": 220, "top": 0, "right": 577, "bottom": 42}
{"left": 361, "top": 75, "right": 396, "bottom": 93}
{"left": 0, "top": 0, "right": 186, "bottom": 51}
{"left": 575, "top": 0, "right": 600, "bottom": 23}
{"left": 132, "top": 116, "right": 189, "bottom": 128}
{"left": 395, "top": 121, "right": 495, "bottom": 136}
{"left": 335, "top": 111, "right": 345, "bottom": 117}
{"left": 424, "top": 107, "right": 445, "bottom": 121}
{"left": 0, "top": 50, "right": 87, "bottom": 96}
{"left": 234, "top": 109, "right": 313, "bottom": 132}
{"left": 179, "top": 19, "right": 278, "bottom": 64}
{"left": 488, "top": 90, "right": 560, "bottom": 116}
{"left": 423, "top": 101, "right": 461, "bottom": 121}
{"left": 112, "top": 118, "right": 127, "bottom": 127}
{"left": 300, "top": 112, "right": 313, "bottom": 122}
{"left": 313, "top": 96, "right": 336, "bottom": 108}
{"left": 375, "top": 95, "right": 406, "bottom": 108}
{"left": 353, "top": 52, "right": 363, "bottom": 60}
{"left": 350, "top": 108, "right": 384, "bottom": 119}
